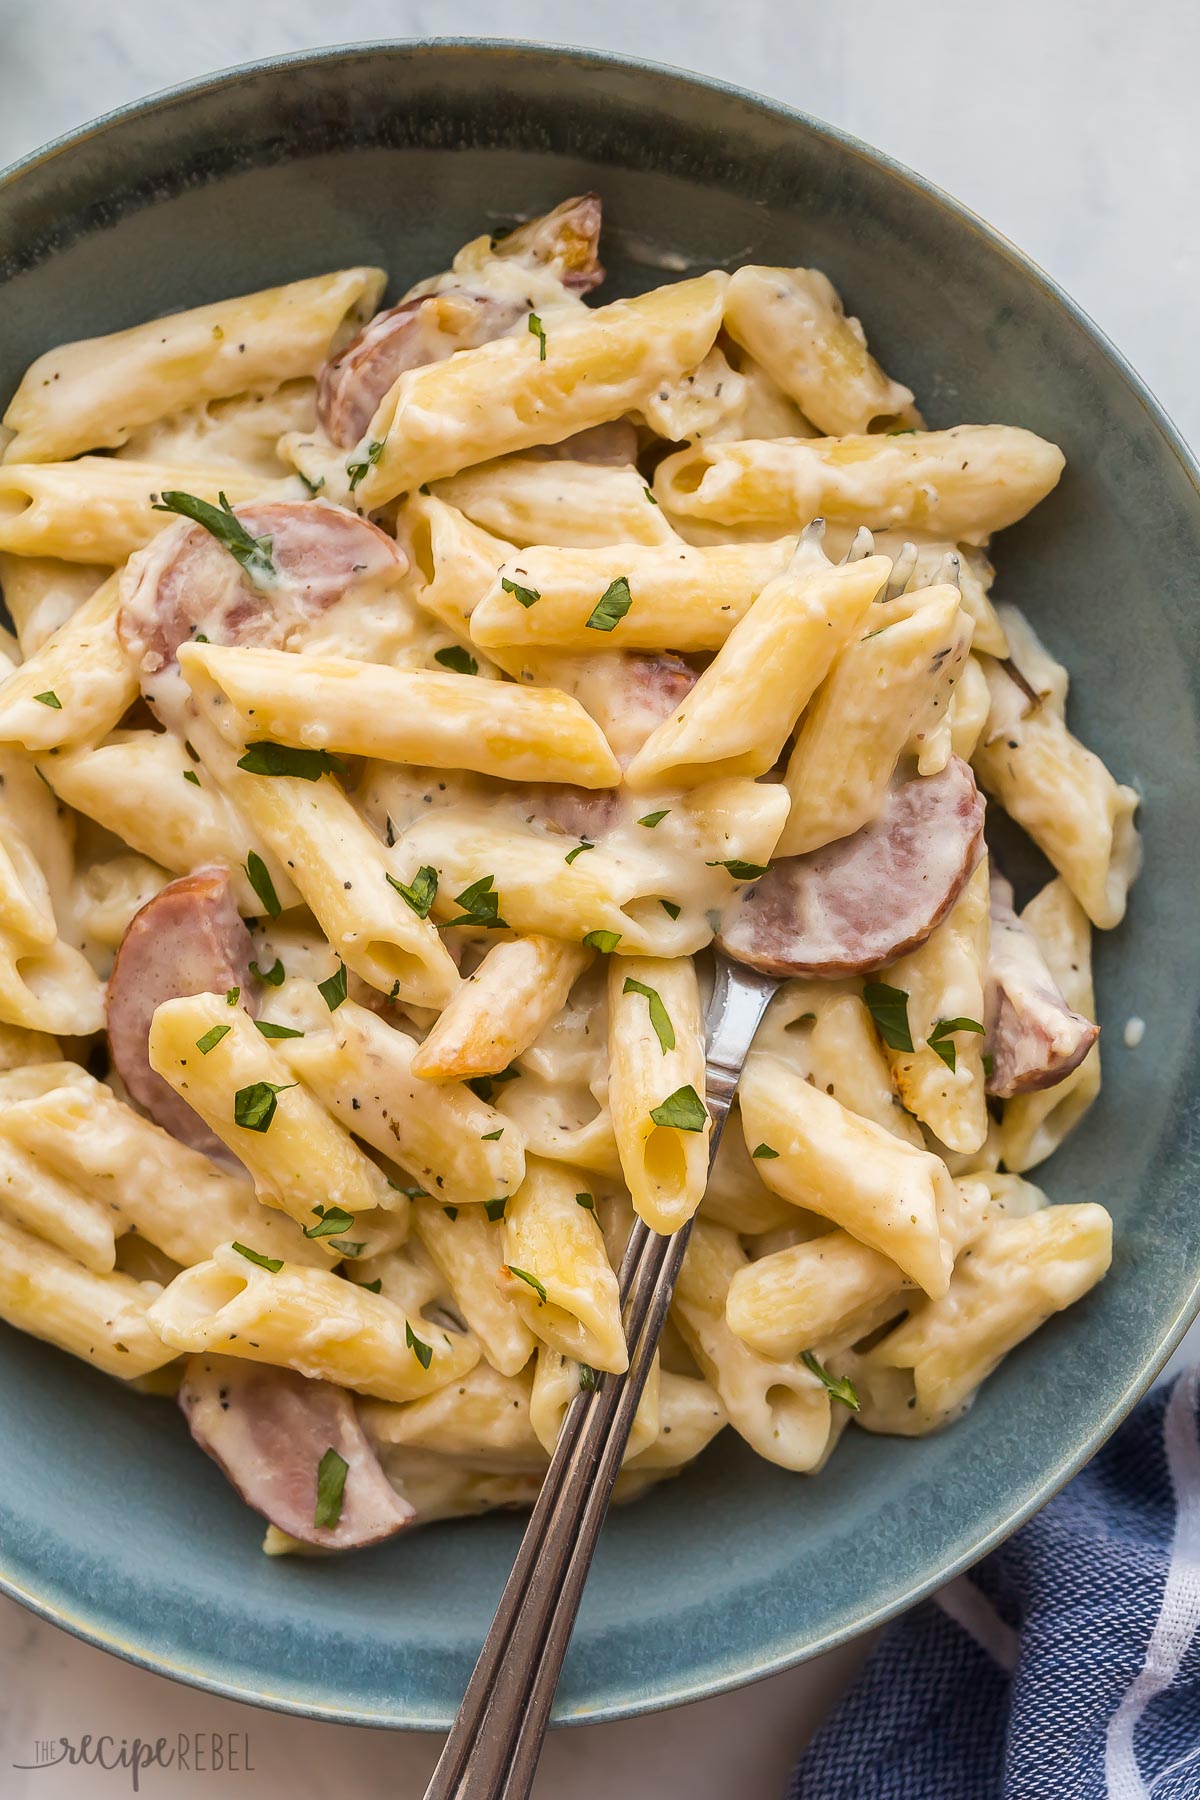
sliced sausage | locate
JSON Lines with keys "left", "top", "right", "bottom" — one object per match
{"left": 318, "top": 291, "right": 534, "bottom": 446}
{"left": 985, "top": 870, "right": 1098, "bottom": 1098}
{"left": 107, "top": 868, "right": 257, "bottom": 1153}
{"left": 119, "top": 498, "right": 406, "bottom": 685}
{"left": 717, "top": 756, "right": 985, "bottom": 977}
{"left": 491, "top": 193, "right": 605, "bottom": 293}
{"left": 180, "top": 1354, "right": 415, "bottom": 1550}
{"left": 318, "top": 194, "right": 605, "bottom": 445}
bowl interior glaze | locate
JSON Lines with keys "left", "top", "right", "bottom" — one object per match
{"left": 1, "top": 41, "right": 1198, "bottom": 1729}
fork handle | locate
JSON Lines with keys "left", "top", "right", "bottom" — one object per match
{"left": 423, "top": 955, "right": 778, "bottom": 1800}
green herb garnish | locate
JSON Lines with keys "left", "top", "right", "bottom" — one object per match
{"left": 234, "top": 1080, "right": 294, "bottom": 1132}
{"left": 706, "top": 859, "right": 771, "bottom": 881}
{"left": 434, "top": 646, "right": 478, "bottom": 676}
{"left": 232, "top": 1242, "right": 282, "bottom": 1272}
{"left": 578, "top": 1362, "right": 597, "bottom": 1392}
{"left": 33, "top": 691, "right": 61, "bottom": 709}
{"left": 251, "top": 957, "right": 285, "bottom": 987}
{"left": 926, "top": 1016, "right": 986, "bottom": 1074}
{"left": 484, "top": 1198, "right": 508, "bottom": 1223}
{"left": 182, "top": 768, "right": 201, "bottom": 786}
{"left": 564, "top": 841, "right": 593, "bottom": 865}
{"left": 751, "top": 1143, "right": 779, "bottom": 1160}
{"left": 245, "top": 851, "right": 281, "bottom": 918}
{"left": 659, "top": 899, "right": 681, "bottom": 920}
{"left": 582, "top": 929, "right": 621, "bottom": 953}
{"left": 447, "top": 874, "right": 507, "bottom": 930}
{"left": 643, "top": 486, "right": 658, "bottom": 505}
{"left": 575, "top": 1192, "right": 596, "bottom": 1212}
{"left": 501, "top": 575, "right": 541, "bottom": 609}
{"left": 387, "top": 865, "right": 438, "bottom": 919}
{"left": 507, "top": 1265, "right": 547, "bottom": 1303}
{"left": 638, "top": 810, "right": 669, "bottom": 828}
{"left": 196, "top": 1023, "right": 231, "bottom": 1055}
{"left": 153, "top": 489, "right": 277, "bottom": 589}
{"left": 649, "top": 1085, "right": 707, "bottom": 1132}
{"left": 443, "top": 1205, "right": 459, "bottom": 1221}
{"left": 346, "top": 438, "right": 385, "bottom": 492}
{"left": 585, "top": 575, "right": 632, "bottom": 633}
{"left": 305, "top": 1205, "right": 356, "bottom": 1240}
{"left": 863, "top": 982, "right": 914, "bottom": 1053}
{"left": 622, "top": 977, "right": 675, "bottom": 1053}
{"left": 528, "top": 312, "right": 547, "bottom": 360}
{"left": 481, "top": 1128, "right": 504, "bottom": 1141}
{"left": 801, "top": 1350, "right": 861, "bottom": 1411}
{"left": 313, "top": 1447, "right": 348, "bottom": 1529}
{"left": 406, "top": 1320, "right": 434, "bottom": 1369}
{"left": 254, "top": 1020, "right": 304, "bottom": 1039}
{"left": 317, "top": 962, "right": 348, "bottom": 1012}
{"left": 236, "top": 742, "right": 345, "bottom": 781}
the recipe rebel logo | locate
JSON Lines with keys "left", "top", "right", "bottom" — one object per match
{"left": 13, "top": 1732, "right": 255, "bottom": 1791}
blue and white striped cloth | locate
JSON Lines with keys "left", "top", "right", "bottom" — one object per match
{"left": 791, "top": 1370, "right": 1200, "bottom": 1799}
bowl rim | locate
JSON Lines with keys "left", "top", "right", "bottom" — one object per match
{"left": 1, "top": 33, "right": 1199, "bottom": 1732}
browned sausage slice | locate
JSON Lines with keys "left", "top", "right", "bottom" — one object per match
{"left": 119, "top": 498, "right": 406, "bottom": 686}
{"left": 106, "top": 868, "right": 256, "bottom": 1153}
{"left": 179, "top": 1355, "right": 415, "bottom": 1551}
{"left": 318, "top": 194, "right": 605, "bottom": 445}
{"left": 717, "top": 756, "right": 986, "bottom": 977}
{"left": 318, "top": 291, "right": 534, "bottom": 447}
{"left": 985, "top": 870, "right": 1099, "bottom": 1097}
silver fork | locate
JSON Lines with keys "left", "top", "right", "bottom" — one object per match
{"left": 424, "top": 524, "right": 908, "bottom": 1800}
{"left": 422, "top": 954, "right": 780, "bottom": 1800}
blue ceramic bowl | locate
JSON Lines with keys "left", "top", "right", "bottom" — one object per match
{"left": 1, "top": 41, "right": 1198, "bottom": 1730}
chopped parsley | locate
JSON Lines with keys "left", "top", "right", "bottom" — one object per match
{"left": 226, "top": 987, "right": 240, "bottom": 1006}
{"left": 751, "top": 1143, "right": 779, "bottom": 1160}
{"left": 622, "top": 976, "right": 675, "bottom": 1053}
{"left": 507, "top": 1265, "right": 547, "bottom": 1303}
{"left": 926, "top": 1016, "right": 986, "bottom": 1074}
{"left": 447, "top": 874, "right": 507, "bottom": 929}
{"left": 387, "top": 865, "right": 438, "bottom": 918}
{"left": 298, "top": 471, "right": 325, "bottom": 497}
{"left": 649, "top": 1084, "right": 707, "bottom": 1132}
{"left": 442, "top": 1205, "right": 459, "bottom": 1222}
{"left": 153, "top": 489, "right": 277, "bottom": 589}
{"left": 236, "top": 742, "right": 345, "bottom": 781}
{"left": 638, "top": 810, "right": 669, "bottom": 828}
{"left": 706, "top": 859, "right": 771, "bottom": 881}
{"left": 305, "top": 1205, "right": 356, "bottom": 1240}
{"left": 317, "top": 962, "right": 348, "bottom": 1012}
{"left": 245, "top": 851, "right": 281, "bottom": 918}
{"left": 585, "top": 575, "right": 632, "bottom": 633}
{"left": 863, "top": 982, "right": 914, "bottom": 1054}
{"left": 405, "top": 1320, "right": 434, "bottom": 1369}
{"left": 250, "top": 957, "right": 285, "bottom": 987}
{"left": 346, "top": 438, "right": 385, "bottom": 492}
{"left": 313, "top": 1447, "right": 348, "bottom": 1529}
{"left": 801, "top": 1350, "right": 861, "bottom": 1412}
{"left": 582, "top": 929, "right": 621, "bottom": 953}
{"left": 527, "top": 312, "right": 547, "bottom": 360}
{"left": 483, "top": 1197, "right": 508, "bottom": 1223}
{"left": 195, "top": 1023, "right": 231, "bottom": 1055}
{"left": 575, "top": 1192, "right": 596, "bottom": 1212}
{"left": 33, "top": 690, "right": 61, "bottom": 709}
{"left": 659, "top": 899, "right": 681, "bottom": 920}
{"left": 234, "top": 1080, "right": 294, "bottom": 1132}
{"left": 434, "top": 645, "right": 478, "bottom": 676}
{"left": 643, "top": 486, "right": 658, "bottom": 505}
{"left": 232, "top": 1242, "right": 282, "bottom": 1272}
{"left": 564, "top": 841, "right": 593, "bottom": 865}
{"left": 578, "top": 1362, "right": 597, "bottom": 1392}
{"left": 182, "top": 768, "right": 202, "bottom": 786}
{"left": 501, "top": 575, "right": 541, "bottom": 609}
{"left": 360, "top": 1277, "right": 383, "bottom": 1293}
{"left": 481, "top": 1127, "right": 504, "bottom": 1141}
{"left": 254, "top": 1020, "right": 304, "bottom": 1039}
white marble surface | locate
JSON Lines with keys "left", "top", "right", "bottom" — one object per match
{"left": 0, "top": 4, "right": 1197, "bottom": 1795}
